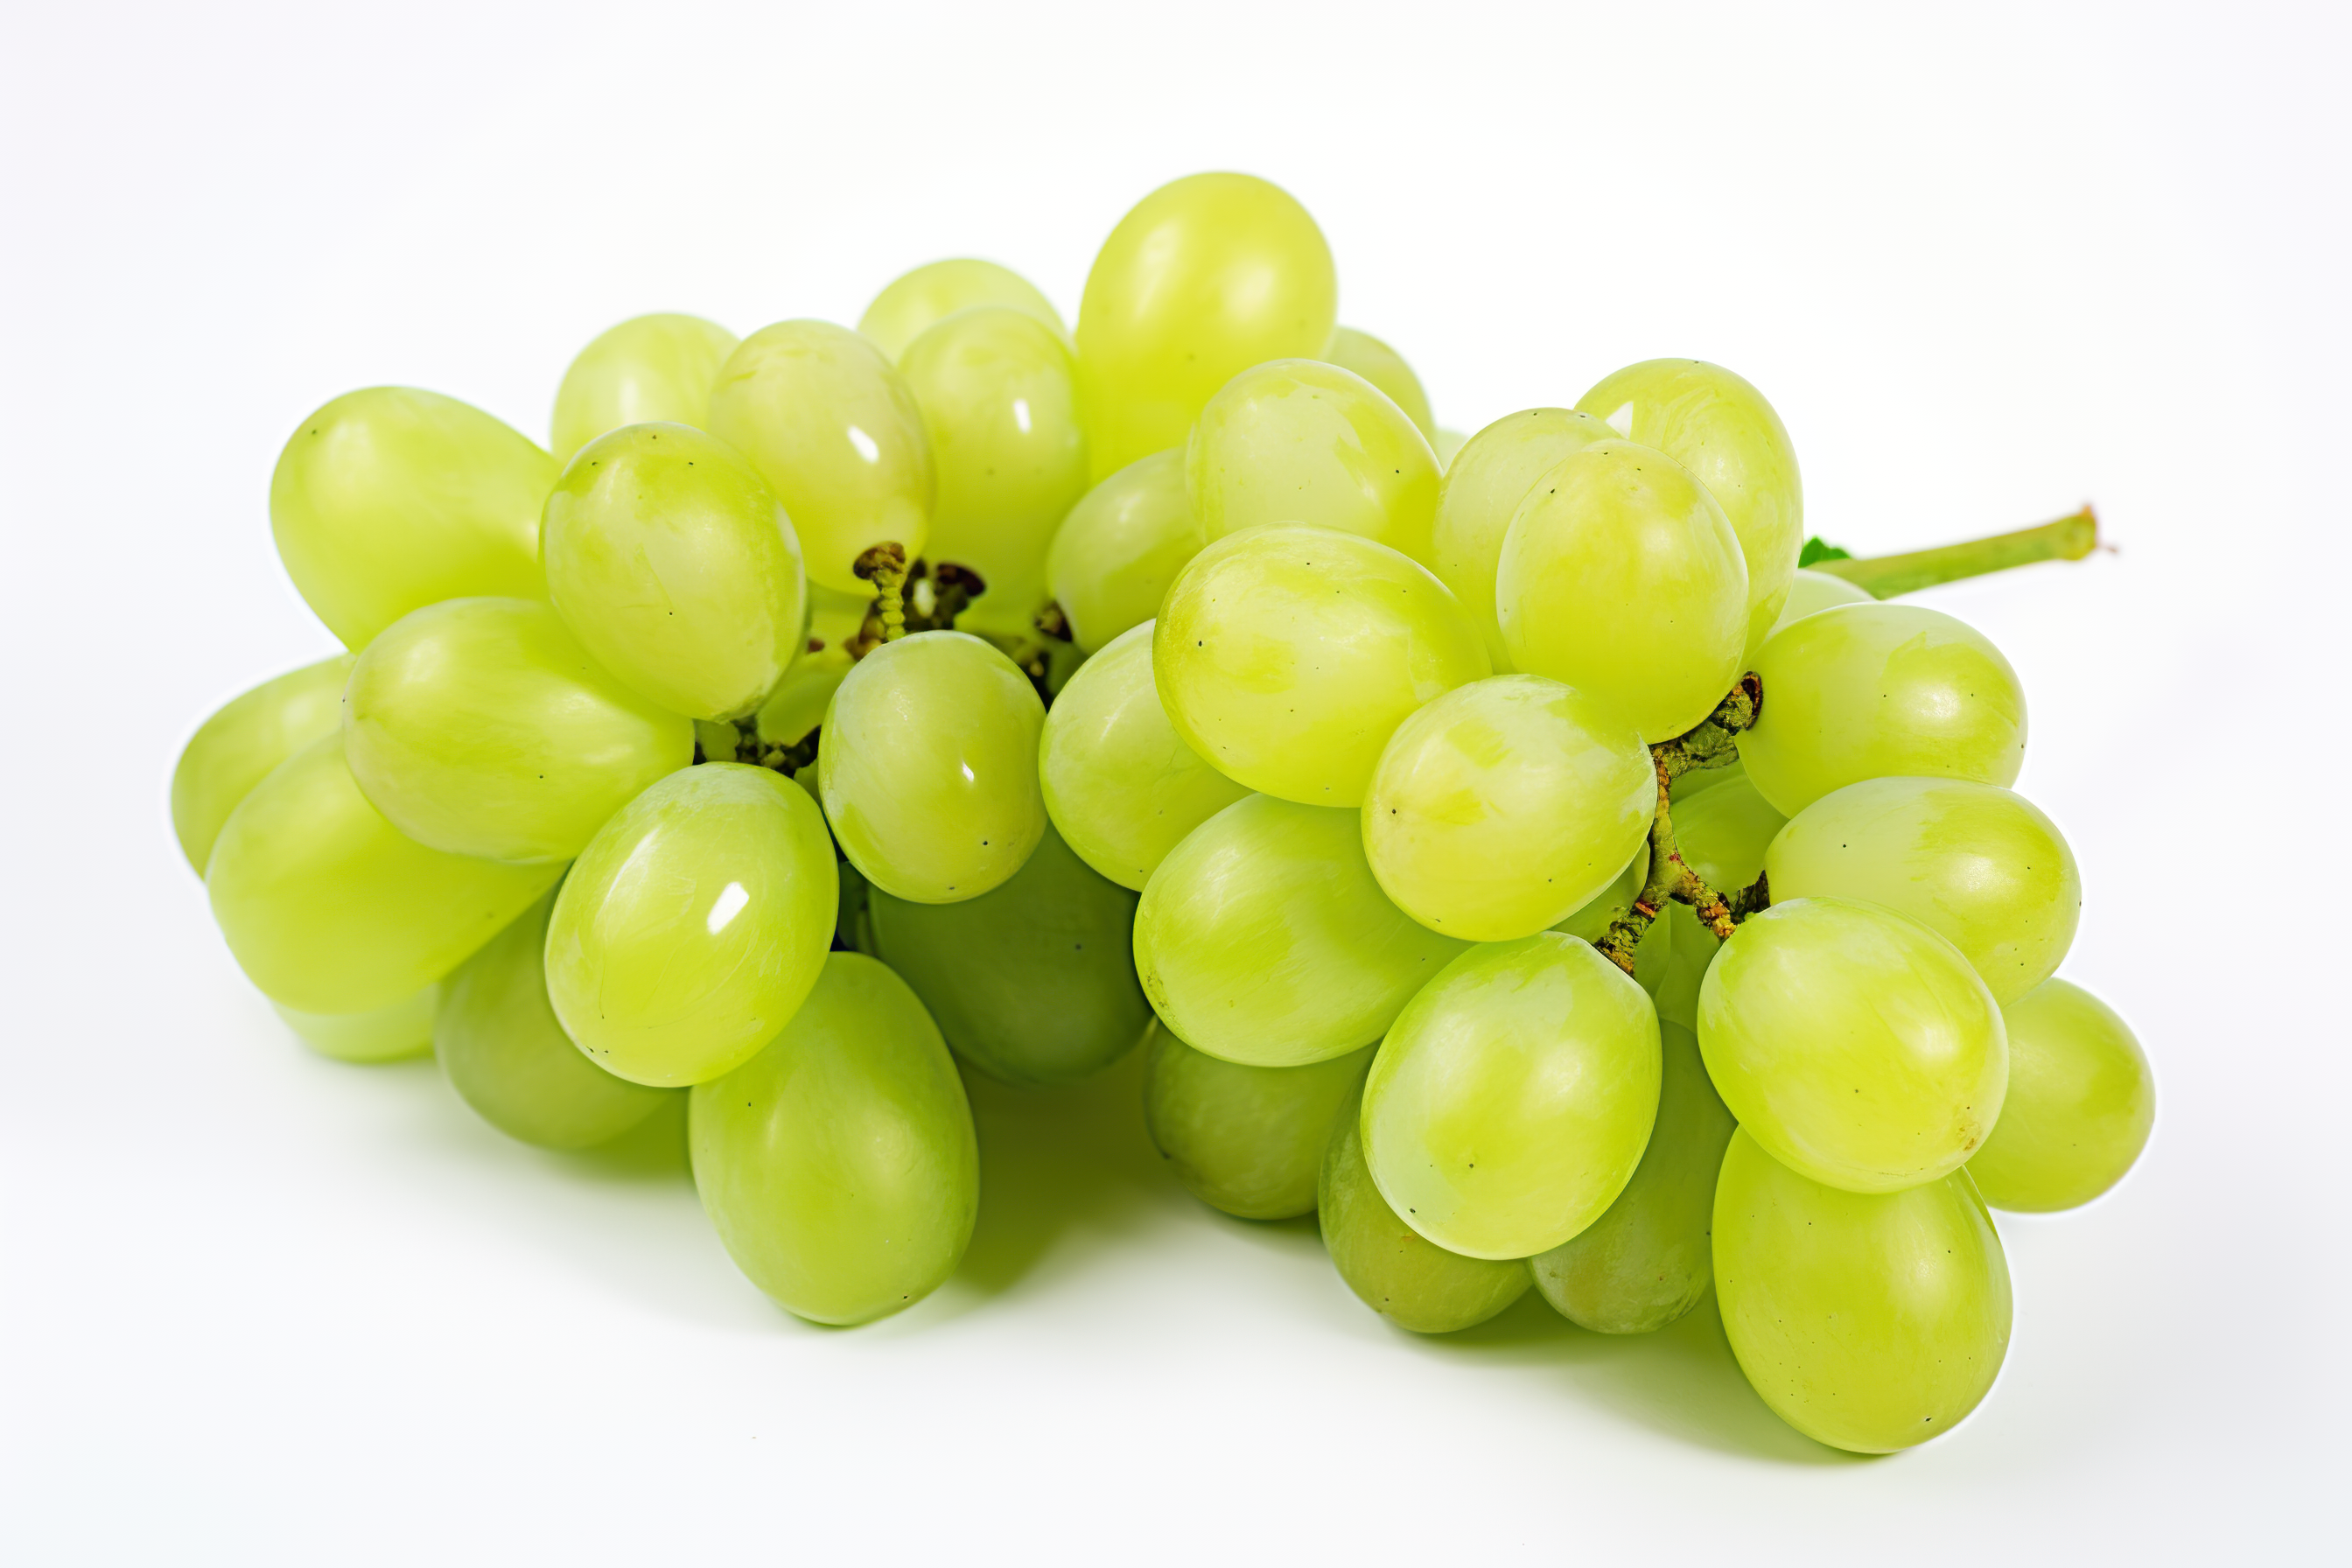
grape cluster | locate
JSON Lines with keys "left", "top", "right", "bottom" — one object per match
{"left": 174, "top": 172, "right": 2152, "bottom": 1455}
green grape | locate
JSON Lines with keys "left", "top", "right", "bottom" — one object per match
{"left": 1576, "top": 360, "right": 1802, "bottom": 660}
{"left": 899, "top": 306, "right": 1089, "bottom": 640}
{"left": 546, "top": 763, "right": 837, "bottom": 1087}
{"left": 1320, "top": 1080, "right": 1530, "bottom": 1333}
{"left": 1739, "top": 602, "right": 2026, "bottom": 817}
{"left": 1700, "top": 897, "right": 2006, "bottom": 1194}
{"left": 1674, "top": 773, "right": 1785, "bottom": 893}
{"left": 1185, "top": 359, "right": 1441, "bottom": 567}
{"left": 1968, "top": 979, "right": 2154, "bottom": 1211}
{"left": 1715, "top": 1129, "right": 2012, "bottom": 1452}
{"left": 1551, "top": 849, "right": 1673, "bottom": 999}
{"left": 342, "top": 597, "right": 693, "bottom": 864}
{"left": 272, "top": 388, "right": 557, "bottom": 650}
{"left": 1765, "top": 565, "right": 1872, "bottom": 639}
{"left": 690, "top": 952, "right": 978, "bottom": 1326}
{"left": 1037, "top": 621, "right": 1250, "bottom": 890}
{"left": 1076, "top": 172, "right": 1337, "bottom": 480}
{"left": 867, "top": 822, "right": 1149, "bottom": 1085}
{"left": 550, "top": 313, "right": 738, "bottom": 465}
{"left": 1322, "top": 326, "right": 1435, "bottom": 438}
{"left": 207, "top": 732, "right": 561, "bottom": 1013}
{"left": 172, "top": 654, "right": 354, "bottom": 874}
{"left": 1362, "top": 674, "right": 1654, "bottom": 941}
{"left": 273, "top": 984, "right": 438, "bottom": 1065}
{"left": 1768, "top": 777, "right": 2079, "bottom": 1002}
{"left": 1530, "top": 1022, "right": 1733, "bottom": 1334}
{"left": 437, "top": 889, "right": 676, "bottom": 1149}
{"left": 1429, "top": 409, "right": 1614, "bottom": 668}
{"left": 1045, "top": 450, "right": 1204, "bottom": 654}
{"left": 804, "top": 581, "right": 874, "bottom": 651}
{"left": 1134, "top": 794, "right": 1467, "bottom": 1067}
{"left": 1154, "top": 525, "right": 1489, "bottom": 807}
{"left": 1496, "top": 439, "right": 1749, "bottom": 741}
{"left": 1144, "top": 1026, "right": 1373, "bottom": 1220}
{"left": 754, "top": 646, "right": 850, "bottom": 748}
{"left": 1362, "top": 933, "right": 1660, "bottom": 1259}
{"left": 1670, "top": 757, "right": 1745, "bottom": 802}
{"left": 858, "top": 258, "right": 1066, "bottom": 363}
{"left": 705, "top": 320, "right": 934, "bottom": 594}
{"left": 540, "top": 423, "right": 808, "bottom": 722}
{"left": 1652, "top": 904, "right": 1712, "bottom": 1032}
{"left": 1432, "top": 428, "right": 1467, "bottom": 470}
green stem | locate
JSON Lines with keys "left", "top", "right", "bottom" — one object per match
{"left": 1812, "top": 505, "right": 2100, "bottom": 598}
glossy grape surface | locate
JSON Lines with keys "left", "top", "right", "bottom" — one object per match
{"left": 1765, "top": 565, "right": 1872, "bottom": 638}
{"left": 1045, "top": 450, "right": 1205, "bottom": 654}
{"left": 550, "top": 314, "right": 738, "bottom": 465}
{"left": 173, "top": 654, "right": 354, "bottom": 874}
{"left": 1430, "top": 409, "right": 1614, "bottom": 667}
{"left": 1968, "top": 979, "right": 2154, "bottom": 1211}
{"left": 1674, "top": 772, "right": 1785, "bottom": 893}
{"left": 858, "top": 258, "right": 1066, "bottom": 362}
{"left": 273, "top": 984, "right": 438, "bottom": 1065}
{"left": 1144, "top": 1027, "right": 1373, "bottom": 1220}
{"left": 1322, "top": 326, "right": 1434, "bottom": 438}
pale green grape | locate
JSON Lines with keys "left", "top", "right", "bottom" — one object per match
{"left": 1154, "top": 525, "right": 1489, "bottom": 807}
{"left": 858, "top": 258, "right": 1066, "bottom": 363}
{"left": 1144, "top": 1026, "right": 1373, "bottom": 1220}
{"left": 1768, "top": 777, "right": 2078, "bottom": 1002}
{"left": 1670, "top": 757, "right": 1745, "bottom": 801}
{"left": 1362, "top": 933, "right": 1660, "bottom": 1259}
{"left": 1037, "top": 621, "right": 1250, "bottom": 889}
{"left": 1496, "top": 439, "right": 1749, "bottom": 741}
{"left": 1134, "top": 794, "right": 1467, "bottom": 1067}
{"left": 1577, "top": 360, "right": 1802, "bottom": 659}
{"left": 1739, "top": 602, "right": 2026, "bottom": 817}
{"left": 1185, "top": 359, "right": 1441, "bottom": 567}
{"left": 804, "top": 581, "right": 874, "bottom": 652}
{"left": 1322, "top": 326, "right": 1435, "bottom": 439}
{"left": 1765, "top": 565, "right": 1872, "bottom": 639}
{"left": 1077, "top": 172, "right": 1336, "bottom": 480}
{"left": 1429, "top": 409, "right": 1614, "bottom": 667}
{"left": 437, "top": 888, "right": 676, "bottom": 1148}
{"left": 1551, "top": 849, "right": 1673, "bottom": 999}
{"left": 1715, "top": 1129, "right": 2012, "bottom": 1452}
{"left": 754, "top": 646, "right": 851, "bottom": 748}
{"left": 342, "top": 597, "right": 692, "bottom": 863}
{"left": 272, "top": 388, "right": 556, "bottom": 649}
{"left": 1363, "top": 674, "right": 1654, "bottom": 941}
{"left": 546, "top": 763, "right": 837, "bottom": 1087}
{"left": 1674, "top": 773, "right": 1785, "bottom": 893}
{"left": 1432, "top": 428, "right": 1467, "bottom": 470}
{"left": 690, "top": 952, "right": 977, "bottom": 1326}
{"left": 1653, "top": 905, "right": 1712, "bottom": 1032}
{"left": 1968, "top": 979, "right": 2154, "bottom": 1211}
{"left": 207, "top": 732, "right": 560, "bottom": 1013}
{"left": 1699, "top": 897, "right": 2006, "bottom": 1193}
{"left": 550, "top": 313, "right": 738, "bottom": 465}
{"left": 1045, "top": 450, "right": 1205, "bottom": 654}
{"left": 172, "top": 654, "right": 354, "bottom": 874}
{"left": 705, "top": 320, "right": 934, "bottom": 594}
{"left": 273, "top": 984, "right": 438, "bottom": 1065}
{"left": 541, "top": 423, "right": 807, "bottom": 722}
{"left": 1530, "top": 1022, "right": 1733, "bottom": 1333}
{"left": 1320, "top": 1080, "right": 1530, "bottom": 1333}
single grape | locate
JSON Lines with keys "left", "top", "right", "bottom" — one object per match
{"left": 546, "top": 763, "right": 837, "bottom": 1087}
{"left": 857, "top": 258, "right": 1066, "bottom": 362}
{"left": 1673, "top": 772, "right": 1785, "bottom": 893}
{"left": 1967, "top": 979, "right": 2154, "bottom": 1211}
{"left": 550, "top": 314, "right": 738, "bottom": 465}
{"left": 273, "top": 984, "right": 438, "bottom": 1065}
{"left": 1144, "top": 1026, "right": 1374, "bottom": 1220}
{"left": 1321, "top": 326, "right": 1435, "bottom": 439}
{"left": 1432, "top": 428, "right": 1467, "bottom": 470}
{"left": 1715, "top": 1129, "right": 2012, "bottom": 1452}
{"left": 1764, "top": 565, "right": 1872, "bottom": 639}
{"left": 1154, "top": 524, "right": 1489, "bottom": 807}
{"left": 1652, "top": 905, "right": 1713, "bottom": 1032}
{"left": 1669, "top": 756, "right": 1745, "bottom": 802}
{"left": 753, "top": 647, "right": 850, "bottom": 752}
{"left": 690, "top": 953, "right": 978, "bottom": 1326}
{"left": 271, "top": 388, "right": 556, "bottom": 650}
{"left": 1044, "top": 449, "right": 1205, "bottom": 654}
{"left": 818, "top": 631, "right": 1046, "bottom": 903}
{"left": 1739, "top": 602, "right": 2026, "bottom": 817}
{"left": 172, "top": 654, "right": 354, "bottom": 874}
{"left": 1429, "top": 409, "right": 1614, "bottom": 667}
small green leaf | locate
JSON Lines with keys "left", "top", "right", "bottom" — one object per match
{"left": 1797, "top": 536, "right": 1853, "bottom": 568}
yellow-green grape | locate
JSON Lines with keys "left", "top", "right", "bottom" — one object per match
{"left": 1430, "top": 409, "right": 1614, "bottom": 667}
{"left": 1185, "top": 360, "right": 1442, "bottom": 566}
{"left": 1155, "top": 525, "right": 1489, "bottom": 807}
{"left": 1552, "top": 848, "right": 1672, "bottom": 999}
{"left": 1362, "top": 933, "right": 1660, "bottom": 1259}
{"left": 1038, "top": 621, "right": 1250, "bottom": 889}
{"left": 272, "top": 984, "right": 438, "bottom": 1065}
{"left": 805, "top": 581, "right": 873, "bottom": 651}
{"left": 755, "top": 647, "right": 850, "bottom": 751}
{"left": 1653, "top": 905, "right": 1712, "bottom": 1032}
{"left": 1144, "top": 1026, "right": 1373, "bottom": 1220}
{"left": 1432, "top": 428, "right": 1467, "bottom": 470}
{"left": 705, "top": 320, "right": 934, "bottom": 594}
{"left": 1496, "top": 439, "right": 1749, "bottom": 741}
{"left": 1676, "top": 773, "right": 1785, "bottom": 893}
{"left": 820, "top": 631, "right": 1046, "bottom": 903}
{"left": 1700, "top": 897, "right": 2006, "bottom": 1194}
{"left": 545, "top": 763, "right": 837, "bottom": 1087}
{"left": 342, "top": 598, "right": 692, "bottom": 864}
{"left": 1362, "top": 674, "right": 1654, "bottom": 941}
{"left": 1768, "top": 777, "right": 2079, "bottom": 1003}
{"left": 272, "top": 388, "right": 556, "bottom": 650}
{"left": 1045, "top": 450, "right": 1205, "bottom": 654}
{"left": 1320, "top": 1080, "right": 1530, "bottom": 1333}
{"left": 207, "top": 732, "right": 560, "bottom": 1013}
{"left": 1577, "top": 360, "right": 1802, "bottom": 660}
{"left": 690, "top": 953, "right": 978, "bottom": 1326}
{"left": 1715, "top": 1129, "right": 2012, "bottom": 1452}
{"left": 436, "top": 890, "right": 676, "bottom": 1149}
{"left": 858, "top": 258, "right": 1066, "bottom": 363}
{"left": 1766, "top": 565, "right": 1872, "bottom": 639}
{"left": 1322, "top": 326, "right": 1435, "bottom": 439}
{"left": 1968, "top": 980, "right": 2155, "bottom": 1211}
{"left": 1530, "top": 1022, "right": 1733, "bottom": 1334}
{"left": 899, "top": 306, "right": 1089, "bottom": 640}
{"left": 550, "top": 313, "right": 738, "bottom": 465}
{"left": 1739, "top": 602, "right": 2026, "bottom": 817}
{"left": 1076, "top": 172, "right": 1337, "bottom": 480}
{"left": 172, "top": 654, "right": 354, "bottom": 874}
{"left": 1134, "top": 794, "right": 1467, "bottom": 1067}
{"left": 540, "top": 423, "right": 807, "bottom": 722}
{"left": 1670, "top": 756, "right": 1745, "bottom": 802}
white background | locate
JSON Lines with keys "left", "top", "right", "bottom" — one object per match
{"left": 3, "top": 2, "right": 2345, "bottom": 1561}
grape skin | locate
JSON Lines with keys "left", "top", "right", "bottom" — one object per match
{"left": 550, "top": 313, "right": 738, "bottom": 466}
{"left": 1144, "top": 1027, "right": 1373, "bottom": 1221}
{"left": 1967, "top": 979, "right": 2155, "bottom": 1212}
{"left": 858, "top": 258, "right": 1065, "bottom": 364}
{"left": 272, "top": 984, "right": 438, "bottom": 1065}
{"left": 1320, "top": 326, "right": 1435, "bottom": 439}
{"left": 1429, "top": 408, "right": 1614, "bottom": 668}
{"left": 1044, "top": 450, "right": 1206, "bottom": 655}
{"left": 172, "top": 654, "right": 354, "bottom": 875}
